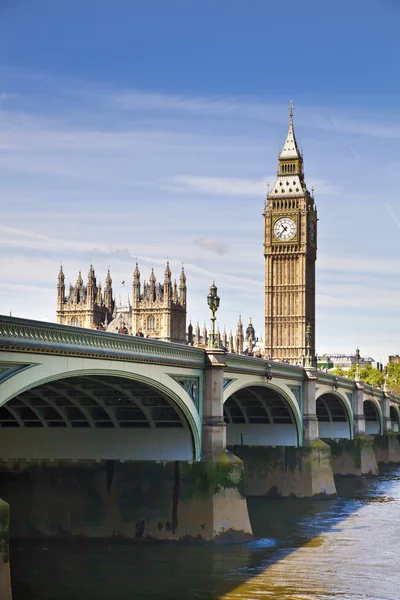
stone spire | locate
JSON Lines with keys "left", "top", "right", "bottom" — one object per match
{"left": 133, "top": 262, "right": 140, "bottom": 301}
{"left": 104, "top": 268, "right": 113, "bottom": 311}
{"left": 179, "top": 265, "right": 187, "bottom": 306}
{"left": 87, "top": 263, "right": 95, "bottom": 284}
{"left": 222, "top": 327, "right": 228, "bottom": 349}
{"left": 76, "top": 271, "right": 83, "bottom": 287}
{"left": 245, "top": 318, "right": 255, "bottom": 342}
{"left": 58, "top": 264, "right": 65, "bottom": 285}
{"left": 216, "top": 325, "right": 221, "bottom": 348}
{"left": 163, "top": 260, "right": 172, "bottom": 302}
{"left": 279, "top": 100, "right": 301, "bottom": 160}
{"left": 164, "top": 260, "right": 171, "bottom": 284}
{"left": 235, "top": 314, "right": 244, "bottom": 355}
{"left": 96, "top": 281, "right": 102, "bottom": 304}
{"left": 228, "top": 329, "right": 234, "bottom": 353}
{"left": 87, "top": 263, "right": 96, "bottom": 304}
{"left": 57, "top": 264, "right": 65, "bottom": 307}
{"left": 195, "top": 321, "right": 201, "bottom": 346}
{"left": 188, "top": 320, "right": 193, "bottom": 345}
{"left": 268, "top": 100, "right": 308, "bottom": 199}
{"left": 202, "top": 322, "right": 208, "bottom": 347}
{"left": 149, "top": 267, "right": 156, "bottom": 301}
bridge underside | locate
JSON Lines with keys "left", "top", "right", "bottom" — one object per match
{"left": 364, "top": 400, "right": 381, "bottom": 435}
{"left": 316, "top": 394, "right": 351, "bottom": 439}
{"left": 224, "top": 385, "right": 298, "bottom": 446}
{"left": 391, "top": 406, "right": 399, "bottom": 432}
{"left": 0, "top": 375, "right": 194, "bottom": 461}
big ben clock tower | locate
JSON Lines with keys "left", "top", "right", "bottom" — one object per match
{"left": 264, "top": 102, "right": 317, "bottom": 364}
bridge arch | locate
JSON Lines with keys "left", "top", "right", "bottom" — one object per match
{"left": 0, "top": 368, "right": 201, "bottom": 461}
{"left": 390, "top": 403, "right": 400, "bottom": 433}
{"left": 363, "top": 397, "right": 383, "bottom": 434}
{"left": 315, "top": 390, "right": 353, "bottom": 439}
{"left": 223, "top": 381, "right": 302, "bottom": 447}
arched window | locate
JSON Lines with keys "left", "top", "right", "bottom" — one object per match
{"left": 147, "top": 315, "right": 155, "bottom": 331}
{"left": 71, "top": 318, "right": 79, "bottom": 327}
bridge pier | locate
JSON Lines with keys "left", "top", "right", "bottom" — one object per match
{"left": 372, "top": 395, "right": 400, "bottom": 464}
{"left": 373, "top": 435, "right": 400, "bottom": 464}
{"left": 326, "top": 435, "right": 379, "bottom": 476}
{"left": 198, "top": 349, "right": 253, "bottom": 540}
{"left": 230, "top": 441, "right": 336, "bottom": 498}
{"left": 353, "top": 384, "right": 366, "bottom": 436}
{"left": 0, "top": 499, "right": 11, "bottom": 600}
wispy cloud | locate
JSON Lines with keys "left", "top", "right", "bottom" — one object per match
{"left": 193, "top": 237, "right": 229, "bottom": 255}
{"left": 168, "top": 175, "right": 269, "bottom": 197}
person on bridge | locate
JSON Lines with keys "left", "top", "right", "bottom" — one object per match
{"left": 118, "top": 323, "right": 128, "bottom": 335}
{"left": 136, "top": 329, "right": 144, "bottom": 337}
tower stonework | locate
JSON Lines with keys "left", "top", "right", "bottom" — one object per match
{"left": 56, "top": 265, "right": 114, "bottom": 328}
{"left": 130, "top": 262, "right": 187, "bottom": 343}
{"left": 57, "top": 261, "right": 187, "bottom": 344}
{"left": 264, "top": 104, "right": 317, "bottom": 363}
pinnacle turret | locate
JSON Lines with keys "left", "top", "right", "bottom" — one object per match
{"left": 105, "top": 268, "right": 112, "bottom": 289}
{"left": 58, "top": 264, "right": 65, "bottom": 285}
{"left": 164, "top": 260, "right": 171, "bottom": 284}
{"left": 76, "top": 271, "right": 83, "bottom": 287}
{"left": 195, "top": 321, "right": 201, "bottom": 346}
{"left": 133, "top": 261, "right": 140, "bottom": 283}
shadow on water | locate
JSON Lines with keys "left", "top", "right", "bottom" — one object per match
{"left": 10, "top": 465, "right": 400, "bottom": 600}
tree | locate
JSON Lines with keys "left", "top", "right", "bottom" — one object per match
{"left": 330, "top": 366, "right": 348, "bottom": 377}
{"left": 330, "top": 364, "right": 384, "bottom": 388}
{"left": 385, "top": 362, "right": 400, "bottom": 395}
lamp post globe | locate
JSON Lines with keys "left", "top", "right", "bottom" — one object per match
{"left": 207, "top": 282, "right": 220, "bottom": 348}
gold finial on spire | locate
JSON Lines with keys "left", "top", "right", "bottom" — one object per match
{"left": 289, "top": 99, "right": 294, "bottom": 122}
{"left": 267, "top": 181, "right": 270, "bottom": 194}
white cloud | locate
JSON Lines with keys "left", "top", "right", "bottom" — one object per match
{"left": 169, "top": 175, "right": 269, "bottom": 197}
{"left": 193, "top": 237, "right": 229, "bottom": 255}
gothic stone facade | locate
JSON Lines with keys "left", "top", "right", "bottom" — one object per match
{"left": 56, "top": 265, "right": 114, "bottom": 329}
{"left": 56, "top": 262, "right": 187, "bottom": 344}
{"left": 264, "top": 104, "right": 317, "bottom": 363}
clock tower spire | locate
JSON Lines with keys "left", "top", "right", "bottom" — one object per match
{"left": 264, "top": 102, "right": 317, "bottom": 364}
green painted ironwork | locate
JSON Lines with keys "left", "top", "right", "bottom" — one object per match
{"left": 0, "top": 316, "right": 205, "bottom": 368}
{"left": 173, "top": 378, "right": 200, "bottom": 411}
{"left": 223, "top": 378, "right": 236, "bottom": 391}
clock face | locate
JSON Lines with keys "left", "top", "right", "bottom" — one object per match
{"left": 273, "top": 217, "right": 297, "bottom": 241}
{"left": 309, "top": 220, "right": 316, "bottom": 244}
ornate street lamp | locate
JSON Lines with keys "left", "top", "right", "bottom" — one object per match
{"left": 207, "top": 282, "right": 220, "bottom": 348}
{"left": 355, "top": 347, "right": 361, "bottom": 381}
{"left": 305, "top": 323, "right": 313, "bottom": 367}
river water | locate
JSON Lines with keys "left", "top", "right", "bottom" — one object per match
{"left": 10, "top": 466, "right": 400, "bottom": 600}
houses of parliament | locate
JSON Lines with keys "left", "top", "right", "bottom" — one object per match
{"left": 56, "top": 104, "right": 317, "bottom": 364}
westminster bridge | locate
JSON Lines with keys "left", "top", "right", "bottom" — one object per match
{"left": 0, "top": 314, "right": 400, "bottom": 550}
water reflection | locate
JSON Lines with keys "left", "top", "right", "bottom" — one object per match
{"left": 11, "top": 467, "right": 400, "bottom": 600}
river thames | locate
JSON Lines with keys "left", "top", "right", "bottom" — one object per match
{"left": 10, "top": 466, "right": 400, "bottom": 600}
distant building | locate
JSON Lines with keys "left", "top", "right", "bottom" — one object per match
{"left": 318, "top": 353, "right": 382, "bottom": 371}
{"left": 389, "top": 355, "right": 400, "bottom": 364}
{"left": 56, "top": 261, "right": 187, "bottom": 344}
{"left": 316, "top": 355, "right": 334, "bottom": 370}
{"left": 56, "top": 264, "right": 114, "bottom": 329}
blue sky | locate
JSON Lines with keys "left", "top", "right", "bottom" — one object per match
{"left": 1, "top": 0, "right": 400, "bottom": 362}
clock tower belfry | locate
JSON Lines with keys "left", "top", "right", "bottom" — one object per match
{"left": 264, "top": 102, "right": 317, "bottom": 364}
